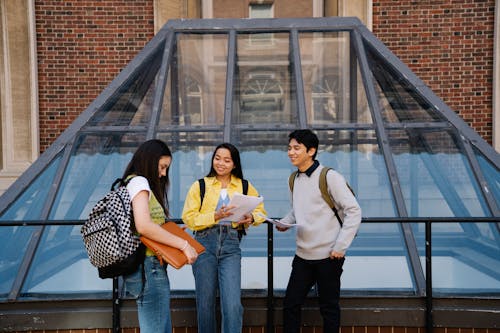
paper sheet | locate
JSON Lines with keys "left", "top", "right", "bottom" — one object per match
{"left": 226, "top": 192, "right": 263, "bottom": 222}
{"left": 256, "top": 213, "right": 297, "bottom": 228}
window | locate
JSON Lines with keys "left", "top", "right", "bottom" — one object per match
{"left": 249, "top": 3, "right": 274, "bottom": 46}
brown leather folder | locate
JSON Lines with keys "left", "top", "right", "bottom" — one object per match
{"left": 140, "top": 221, "right": 205, "bottom": 269}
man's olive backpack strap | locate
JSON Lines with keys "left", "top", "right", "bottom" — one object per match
{"left": 198, "top": 178, "right": 249, "bottom": 240}
{"left": 288, "top": 167, "right": 355, "bottom": 227}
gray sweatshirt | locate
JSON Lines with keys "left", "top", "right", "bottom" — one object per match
{"left": 280, "top": 164, "right": 362, "bottom": 260}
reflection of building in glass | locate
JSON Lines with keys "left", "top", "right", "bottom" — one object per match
{"left": 0, "top": 17, "right": 498, "bottom": 332}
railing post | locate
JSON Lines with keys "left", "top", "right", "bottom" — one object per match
{"left": 267, "top": 221, "right": 274, "bottom": 333}
{"left": 112, "top": 276, "right": 120, "bottom": 333}
{"left": 425, "top": 220, "right": 433, "bottom": 333}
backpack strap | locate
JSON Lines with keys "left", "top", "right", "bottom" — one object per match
{"left": 198, "top": 178, "right": 249, "bottom": 209}
{"left": 198, "top": 178, "right": 206, "bottom": 211}
{"left": 199, "top": 178, "right": 250, "bottom": 240}
{"left": 288, "top": 171, "right": 298, "bottom": 192}
{"left": 319, "top": 167, "right": 346, "bottom": 227}
{"left": 319, "top": 167, "right": 335, "bottom": 210}
{"left": 289, "top": 167, "right": 345, "bottom": 227}
{"left": 242, "top": 179, "right": 248, "bottom": 195}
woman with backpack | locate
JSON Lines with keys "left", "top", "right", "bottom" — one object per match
{"left": 123, "top": 139, "right": 198, "bottom": 333}
{"left": 182, "top": 142, "right": 266, "bottom": 333}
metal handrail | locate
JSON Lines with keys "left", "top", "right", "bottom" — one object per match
{"left": 0, "top": 216, "right": 498, "bottom": 333}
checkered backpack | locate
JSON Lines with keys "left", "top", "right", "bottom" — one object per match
{"left": 81, "top": 178, "right": 145, "bottom": 279}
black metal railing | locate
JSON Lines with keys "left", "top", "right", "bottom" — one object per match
{"left": 0, "top": 216, "right": 498, "bottom": 333}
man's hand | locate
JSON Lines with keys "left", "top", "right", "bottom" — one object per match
{"left": 329, "top": 250, "right": 344, "bottom": 259}
{"left": 275, "top": 225, "right": 290, "bottom": 232}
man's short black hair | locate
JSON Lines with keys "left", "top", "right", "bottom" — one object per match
{"left": 288, "top": 129, "right": 319, "bottom": 159}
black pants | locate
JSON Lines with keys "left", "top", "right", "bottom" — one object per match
{"left": 283, "top": 255, "right": 345, "bottom": 333}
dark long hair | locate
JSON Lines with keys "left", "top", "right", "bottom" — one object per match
{"left": 206, "top": 143, "right": 243, "bottom": 180}
{"left": 123, "top": 139, "right": 172, "bottom": 215}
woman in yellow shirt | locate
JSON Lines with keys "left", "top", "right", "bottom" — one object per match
{"left": 182, "top": 143, "right": 266, "bottom": 333}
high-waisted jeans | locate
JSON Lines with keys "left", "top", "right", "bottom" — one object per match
{"left": 192, "top": 224, "right": 243, "bottom": 333}
{"left": 123, "top": 255, "right": 172, "bottom": 333}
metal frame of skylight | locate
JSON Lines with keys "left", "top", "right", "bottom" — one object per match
{"left": 0, "top": 17, "right": 498, "bottom": 324}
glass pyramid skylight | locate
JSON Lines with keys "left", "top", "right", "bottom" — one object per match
{"left": 0, "top": 17, "right": 498, "bottom": 301}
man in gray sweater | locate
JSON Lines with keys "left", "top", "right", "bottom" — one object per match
{"left": 277, "top": 129, "right": 362, "bottom": 333}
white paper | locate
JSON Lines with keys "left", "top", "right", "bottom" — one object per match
{"left": 226, "top": 192, "right": 263, "bottom": 222}
{"left": 257, "top": 213, "right": 297, "bottom": 228}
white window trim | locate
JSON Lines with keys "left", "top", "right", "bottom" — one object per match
{"left": 0, "top": 0, "right": 39, "bottom": 194}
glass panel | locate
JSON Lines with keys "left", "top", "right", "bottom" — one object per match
{"left": 0, "top": 226, "right": 37, "bottom": 298}
{"left": 161, "top": 130, "right": 273, "bottom": 291}
{"left": 237, "top": 135, "right": 293, "bottom": 290}
{"left": 160, "top": 131, "right": 223, "bottom": 292}
{"left": 231, "top": 130, "right": 293, "bottom": 217}
{"left": 21, "top": 225, "right": 111, "bottom": 297}
{"left": 316, "top": 130, "right": 397, "bottom": 217}
{"left": 344, "top": 223, "right": 415, "bottom": 292}
{"left": 474, "top": 146, "right": 500, "bottom": 205}
{"left": 88, "top": 45, "right": 164, "bottom": 126}
{"left": 157, "top": 131, "right": 224, "bottom": 219}
{"left": 160, "top": 33, "right": 228, "bottom": 127}
{"left": 412, "top": 222, "right": 500, "bottom": 295}
{"left": 49, "top": 133, "right": 146, "bottom": 220}
{"left": 0, "top": 155, "right": 61, "bottom": 221}
{"left": 274, "top": 223, "right": 416, "bottom": 292}
{"left": 233, "top": 33, "right": 297, "bottom": 125}
{"left": 389, "top": 129, "right": 489, "bottom": 217}
{"left": 365, "top": 43, "right": 444, "bottom": 123}
{"left": 299, "top": 32, "right": 372, "bottom": 124}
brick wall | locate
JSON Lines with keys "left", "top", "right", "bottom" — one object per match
{"left": 34, "top": 1, "right": 496, "bottom": 151}
{"left": 372, "top": 0, "right": 495, "bottom": 144}
{"left": 35, "top": 1, "right": 154, "bottom": 152}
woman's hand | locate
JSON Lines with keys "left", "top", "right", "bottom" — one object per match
{"left": 181, "top": 241, "right": 198, "bottom": 264}
{"left": 214, "top": 204, "right": 235, "bottom": 221}
{"left": 237, "top": 213, "right": 253, "bottom": 227}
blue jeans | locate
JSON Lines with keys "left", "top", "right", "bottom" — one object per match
{"left": 123, "top": 256, "right": 172, "bottom": 333}
{"left": 192, "top": 225, "right": 243, "bottom": 333}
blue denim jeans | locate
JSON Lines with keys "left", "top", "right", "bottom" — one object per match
{"left": 123, "top": 255, "right": 172, "bottom": 333}
{"left": 192, "top": 225, "right": 243, "bottom": 333}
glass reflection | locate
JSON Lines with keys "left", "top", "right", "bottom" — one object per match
{"left": 49, "top": 133, "right": 146, "bottom": 219}
{"left": 474, "top": 146, "right": 500, "bottom": 205}
{"left": 1, "top": 155, "right": 61, "bottom": 221}
{"left": 316, "top": 130, "right": 396, "bottom": 217}
{"left": 88, "top": 45, "right": 164, "bottom": 126}
{"left": 21, "top": 225, "right": 111, "bottom": 297}
{"left": 412, "top": 222, "right": 500, "bottom": 294}
{"left": 160, "top": 33, "right": 228, "bottom": 127}
{"left": 389, "top": 129, "right": 489, "bottom": 217}
{"left": 233, "top": 33, "right": 297, "bottom": 125}
{"left": 274, "top": 223, "right": 416, "bottom": 292}
{"left": 365, "top": 43, "right": 444, "bottom": 123}
{"left": 299, "top": 32, "right": 372, "bottom": 124}
{"left": 158, "top": 131, "right": 224, "bottom": 217}
{"left": 0, "top": 226, "right": 36, "bottom": 298}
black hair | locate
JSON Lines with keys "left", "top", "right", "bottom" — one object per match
{"left": 206, "top": 142, "right": 244, "bottom": 180}
{"left": 123, "top": 139, "right": 172, "bottom": 215}
{"left": 288, "top": 129, "right": 319, "bottom": 160}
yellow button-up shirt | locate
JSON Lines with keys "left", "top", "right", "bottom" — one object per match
{"left": 182, "top": 175, "right": 267, "bottom": 231}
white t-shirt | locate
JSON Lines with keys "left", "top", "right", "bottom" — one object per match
{"left": 126, "top": 176, "right": 151, "bottom": 201}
